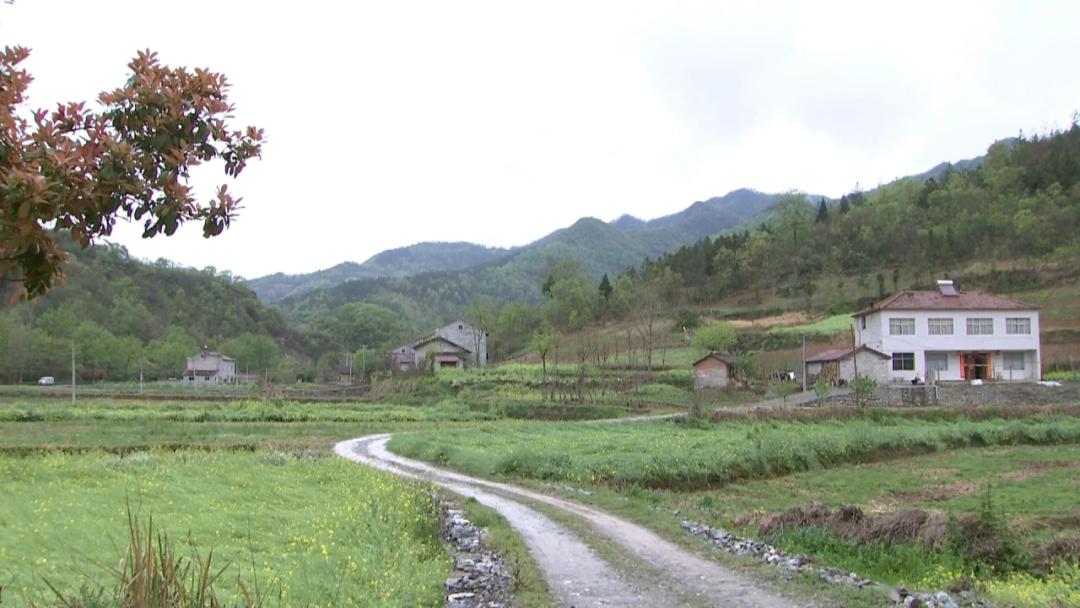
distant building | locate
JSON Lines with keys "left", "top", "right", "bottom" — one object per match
{"left": 693, "top": 352, "right": 737, "bottom": 390}
{"left": 853, "top": 280, "right": 1042, "bottom": 383}
{"left": 389, "top": 321, "right": 488, "bottom": 372}
{"left": 805, "top": 346, "right": 890, "bottom": 385}
{"left": 184, "top": 348, "right": 236, "bottom": 383}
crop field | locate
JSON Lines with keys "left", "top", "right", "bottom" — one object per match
{"left": 391, "top": 406, "right": 1080, "bottom": 606}
{"left": 390, "top": 410, "right": 1080, "bottom": 489}
{"left": 766, "top": 313, "right": 854, "bottom": 336}
{"left": 0, "top": 450, "right": 447, "bottom": 607}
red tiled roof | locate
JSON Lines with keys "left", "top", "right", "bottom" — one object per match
{"left": 853, "top": 290, "right": 1036, "bottom": 317}
{"left": 806, "top": 346, "right": 890, "bottom": 363}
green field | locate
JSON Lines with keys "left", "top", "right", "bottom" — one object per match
{"left": 0, "top": 450, "right": 447, "bottom": 607}
{"left": 391, "top": 408, "right": 1080, "bottom": 606}
{"left": 0, "top": 397, "right": 555, "bottom": 607}
{"left": 767, "top": 313, "right": 854, "bottom": 336}
{"left": 389, "top": 410, "right": 1080, "bottom": 489}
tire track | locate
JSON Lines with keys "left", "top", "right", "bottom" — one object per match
{"left": 335, "top": 435, "right": 797, "bottom": 608}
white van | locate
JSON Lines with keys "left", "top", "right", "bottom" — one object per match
{"left": 37, "top": 376, "right": 55, "bottom": 385}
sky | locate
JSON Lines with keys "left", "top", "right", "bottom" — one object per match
{"left": 5, "top": 1, "right": 1080, "bottom": 278}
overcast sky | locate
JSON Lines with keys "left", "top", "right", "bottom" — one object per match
{"left": 5, "top": 1, "right": 1080, "bottom": 278}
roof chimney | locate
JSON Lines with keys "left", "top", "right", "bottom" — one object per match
{"left": 937, "top": 279, "right": 958, "bottom": 296}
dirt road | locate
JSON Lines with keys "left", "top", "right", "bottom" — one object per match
{"left": 335, "top": 435, "right": 797, "bottom": 608}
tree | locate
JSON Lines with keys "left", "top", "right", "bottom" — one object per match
{"left": 770, "top": 377, "right": 797, "bottom": 404}
{"left": 529, "top": 325, "right": 559, "bottom": 378}
{"left": 598, "top": 273, "right": 613, "bottom": 302}
{"left": 613, "top": 267, "right": 683, "bottom": 370}
{"left": 315, "top": 303, "right": 403, "bottom": 352}
{"left": 1, "top": 47, "right": 263, "bottom": 298}
{"left": 465, "top": 298, "right": 497, "bottom": 365}
{"left": 815, "top": 198, "right": 830, "bottom": 223}
{"left": 692, "top": 322, "right": 736, "bottom": 353}
{"left": 219, "top": 332, "right": 280, "bottom": 373}
{"left": 145, "top": 326, "right": 197, "bottom": 379}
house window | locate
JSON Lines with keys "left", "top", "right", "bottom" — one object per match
{"left": 889, "top": 318, "right": 915, "bottom": 335}
{"left": 966, "top": 318, "right": 994, "bottom": 335}
{"left": 1006, "top": 318, "right": 1031, "bottom": 334}
{"left": 1003, "top": 352, "right": 1025, "bottom": 370}
{"left": 892, "top": 352, "right": 915, "bottom": 371}
{"left": 928, "top": 318, "right": 953, "bottom": 335}
{"left": 926, "top": 352, "right": 949, "bottom": 371}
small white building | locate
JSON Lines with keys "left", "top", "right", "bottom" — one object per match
{"left": 184, "top": 349, "right": 236, "bottom": 383}
{"left": 853, "top": 280, "right": 1041, "bottom": 383}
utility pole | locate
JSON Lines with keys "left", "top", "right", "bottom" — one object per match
{"left": 346, "top": 352, "right": 353, "bottom": 385}
{"left": 801, "top": 333, "right": 808, "bottom": 392}
{"left": 139, "top": 357, "right": 144, "bottom": 395}
{"left": 70, "top": 340, "right": 76, "bottom": 404}
{"left": 851, "top": 325, "right": 860, "bottom": 408}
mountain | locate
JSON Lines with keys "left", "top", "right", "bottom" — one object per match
{"left": 274, "top": 189, "right": 782, "bottom": 324}
{"left": 616, "top": 188, "right": 776, "bottom": 240}
{"left": 247, "top": 242, "right": 510, "bottom": 302}
{"left": 269, "top": 141, "right": 998, "bottom": 326}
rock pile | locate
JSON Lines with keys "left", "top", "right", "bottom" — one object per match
{"left": 442, "top": 505, "right": 514, "bottom": 608}
{"left": 681, "top": 520, "right": 990, "bottom": 608}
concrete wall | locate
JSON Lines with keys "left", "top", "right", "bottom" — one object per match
{"left": 437, "top": 322, "right": 487, "bottom": 366}
{"left": 807, "top": 352, "right": 889, "bottom": 385}
{"left": 821, "top": 381, "right": 1080, "bottom": 407}
{"left": 185, "top": 352, "right": 235, "bottom": 382}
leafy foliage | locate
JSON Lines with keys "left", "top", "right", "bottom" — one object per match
{"left": 1, "top": 47, "right": 262, "bottom": 298}
{"left": 646, "top": 124, "right": 1080, "bottom": 305}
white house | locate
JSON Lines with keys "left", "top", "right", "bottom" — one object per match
{"left": 184, "top": 349, "right": 236, "bottom": 383}
{"left": 853, "top": 280, "right": 1041, "bottom": 383}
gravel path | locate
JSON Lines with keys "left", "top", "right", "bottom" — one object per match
{"left": 335, "top": 435, "right": 798, "bottom": 608}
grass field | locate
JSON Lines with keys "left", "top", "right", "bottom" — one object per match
{"left": 0, "top": 450, "right": 448, "bottom": 607}
{"left": 391, "top": 408, "right": 1080, "bottom": 606}
{"left": 767, "top": 313, "right": 854, "bottom": 336}
{"left": 389, "top": 410, "right": 1080, "bottom": 489}
{"left": 0, "top": 396, "right": 559, "bottom": 607}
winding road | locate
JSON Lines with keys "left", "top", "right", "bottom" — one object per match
{"left": 335, "top": 434, "right": 798, "bottom": 608}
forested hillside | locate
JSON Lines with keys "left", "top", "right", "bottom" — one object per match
{"left": 275, "top": 190, "right": 780, "bottom": 325}
{"left": 648, "top": 124, "right": 1080, "bottom": 306}
{"left": 247, "top": 241, "right": 512, "bottom": 302}
{"left": 0, "top": 242, "right": 308, "bottom": 383}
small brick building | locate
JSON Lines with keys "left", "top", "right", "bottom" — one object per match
{"left": 693, "top": 352, "right": 736, "bottom": 390}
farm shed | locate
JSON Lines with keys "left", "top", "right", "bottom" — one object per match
{"left": 805, "top": 346, "right": 890, "bottom": 385}
{"left": 693, "top": 352, "right": 737, "bottom": 390}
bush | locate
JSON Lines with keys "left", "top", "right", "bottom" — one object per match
{"left": 813, "top": 377, "right": 832, "bottom": 401}
{"left": 853, "top": 375, "right": 878, "bottom": 401}
{"left": 672, "top": 309, "right": 701, "bottom": 331}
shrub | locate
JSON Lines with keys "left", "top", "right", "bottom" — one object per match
{"left": 813, "top": 377, "right": 832, "bottom": 401}
{"left": 853, "top": 375, "right": 878, "bottom": 401}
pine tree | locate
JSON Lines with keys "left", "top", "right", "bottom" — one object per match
{"left": 815, "top": 198, "right": 830, "bottom": 223}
